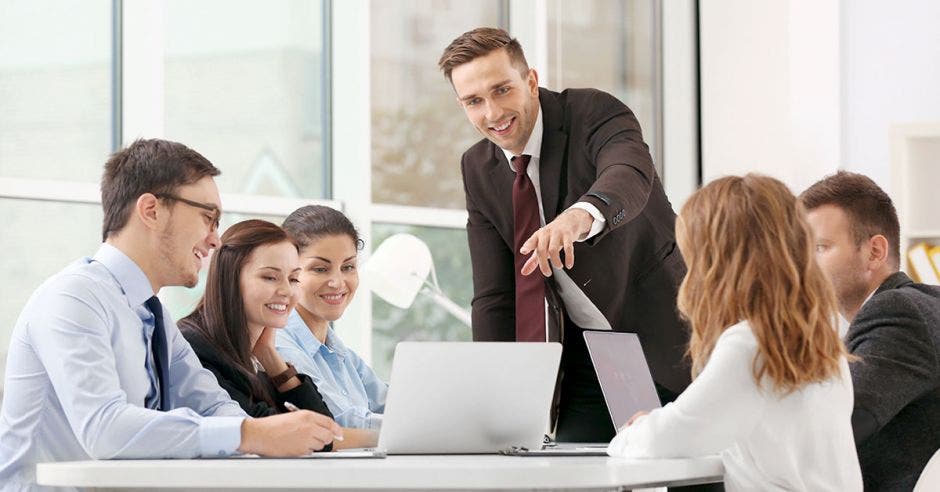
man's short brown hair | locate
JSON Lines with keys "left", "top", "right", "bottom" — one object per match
{"left": 438, "top": 27, "right": 529, "bottom": 82}
{"left": 800, "top": 171, "right": 901, "bottom": 269}
{"left": 101, "top": 138, "right": 220, "bottom": 241}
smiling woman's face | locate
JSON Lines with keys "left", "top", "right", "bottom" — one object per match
{"left": 239, "top": 240, "right": 301, "bottom": 333}
{"left": 296, "top": 234, "right": 360, "bottom": 324}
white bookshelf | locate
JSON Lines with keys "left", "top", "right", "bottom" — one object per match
{"left": 891, "top": 123, "right": 940, "bottom": 281}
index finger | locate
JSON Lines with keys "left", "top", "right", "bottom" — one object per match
{"left": 563, "top": 240, "right": 574, "bottom": 270}
{"left": 304, "top": 411, "right": 340, "bottom": 439}
{"left": 520, "top": 229, "right": 542, "bottom": 255}
{"left": 521, "top": 253, "right": 540, "bottom": 276}
{"left": 306, "top": 420, "right": 335, "bottom": 448}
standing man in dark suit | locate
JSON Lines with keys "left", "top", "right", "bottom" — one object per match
{"left": 438, "top": 27, "right": 690, "bottom": 442}
{"left": 802, "top": 171, "right": 940, "bottom": 491}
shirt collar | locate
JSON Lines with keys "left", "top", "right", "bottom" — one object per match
{"left": 840, "top": 286, "right": 880, "bottom": 337}
{"left": 93, "top": 243, "right": 155, "bottom": 307}
{"left": 856, "top": 287, "right": 879, "bottom": 314}
{"left": 501, "top": 107, "right": 543, "bottom": 171}
{"left": 284, "top": 310, "right": 348, "bottom": 357}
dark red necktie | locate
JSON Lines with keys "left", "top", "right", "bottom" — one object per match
{"left": 512, "top": 154, "right": 546, "bottom": 342}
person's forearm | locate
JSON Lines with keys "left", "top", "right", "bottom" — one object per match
{"left": 90, "top": 406, "right": 242, "bottom": 459}
{"left": 333, "top": 428, "right": 379, "bottom": 450}
{"left": 255, "top": 346, "right": 301, "bottom": 392}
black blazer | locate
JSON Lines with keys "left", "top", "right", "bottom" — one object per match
{"left": 847, "top": 272, "right": 940, "bottom": 491}
{"left": 460, "top": 87, "right": 691, "bottom": 395}
{"left": 178, "top": 321, "right": 334, "bottom": 420}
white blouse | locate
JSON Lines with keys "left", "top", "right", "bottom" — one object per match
{"left": 608, "top": 321, "right": 862, "bottom": 491}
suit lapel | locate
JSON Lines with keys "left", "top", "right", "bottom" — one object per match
{"left": 488, "top": 146, "right": 515, "bottom": 242}
{"left": 538, "top": 88, "right": 568, "bottom": 221}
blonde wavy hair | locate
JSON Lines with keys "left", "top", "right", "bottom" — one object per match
{"left": 677, "top": 174, "right": 847, "bottom": 394}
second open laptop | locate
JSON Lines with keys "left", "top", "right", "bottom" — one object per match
{"left": 503, "top": 331, "right": 662, "bottom": 456}
{"left": 583, "top": 331, "right": 662, "bottom": 430}
{"left": 376, "top": 341, "right": 562, "bottom": 454}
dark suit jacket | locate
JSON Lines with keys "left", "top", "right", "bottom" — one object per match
{"left": 460, "top": 87, "right": 690, "bottom": 394}
{"left": 178, "top": 321, "right": 334, "bottom": 426}
{"left": 847, "top": 272, "right": 940, "bottom": 491}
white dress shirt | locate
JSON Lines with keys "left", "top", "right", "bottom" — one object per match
{"left": 0, "top": 244, "right": 247, "bottom": 491}
{"left": 500, "top": 108, "right": 612, "bottom": 331}
{"left": 608, "top": 321, "right": 862, "bottom": 491}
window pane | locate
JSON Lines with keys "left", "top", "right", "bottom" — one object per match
{"left": 0, "top": 0, "right": 112, "bottom": 181}
{"left": 370, "top": 224, "right": 473, "bottom": 380}
{"left": 370, "top": 1, "right": 502, "bottom": 209}
{"left": 165, "top": 0, "right": 327, "bottom": 199}
{"left": 0, "top": 199, "right": 103, "bottom": 378}
{"left": 0, "top": 198, "right": 287, "bottom": 381}
{"left": 546, "top": 0, "right": 659, "bottom": 167}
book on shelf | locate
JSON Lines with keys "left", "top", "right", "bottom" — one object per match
{"left": 931, "top": 245, "right": 940, "bottom": 280}
{"left": 907, "top": 242, "right": 940, "bottom": 285}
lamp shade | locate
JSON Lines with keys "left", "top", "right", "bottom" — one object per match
{"left": 362, "top": 233, "right": 433, "bottom": 309}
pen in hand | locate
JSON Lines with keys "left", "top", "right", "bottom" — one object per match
{"left": 284, "top": 401, "right": 344, "bottom": 442}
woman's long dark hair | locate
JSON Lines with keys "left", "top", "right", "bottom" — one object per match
{"left": 180, "top": 219, "right": 296, "bottom": 406}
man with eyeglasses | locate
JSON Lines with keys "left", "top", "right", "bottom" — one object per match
{"left": 0, "top": 139, "right": 342, "bottom": 491}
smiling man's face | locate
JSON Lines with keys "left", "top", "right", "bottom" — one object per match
{"left": 450, "top": 48, "right": 540, "bottom": 155}
{"left": 156, "top": 177, "right": 222, "bottom": 289}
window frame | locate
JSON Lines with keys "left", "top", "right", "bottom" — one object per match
{"left": 0, "top": 0, "right": 699, "bottom": 368}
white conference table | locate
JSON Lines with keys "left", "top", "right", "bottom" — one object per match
{"left": 37, "top": 454, "right": 723, "bottom": 491}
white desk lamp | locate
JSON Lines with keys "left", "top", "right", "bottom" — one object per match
{"left": 362, "top": 233, "right": 472, "bottom": 327}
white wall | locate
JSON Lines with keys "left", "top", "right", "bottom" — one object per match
{"left": 841, "top": 0, "right": 940, "bottom": 189}
{"left": 699, "top": 0, "right": 841, "bottom": 193}
{"left": 700, "top": 0, "right": 940, "bottom": 195}
{"left": 662, "top": 0, "right": 700, "bottom": 210}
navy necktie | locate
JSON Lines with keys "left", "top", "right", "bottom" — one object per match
{"left": 145, "top": 296, "right": 170, "bottom": 410}
{"left": 511, "top": 154, "right": 547, "bottom": 342}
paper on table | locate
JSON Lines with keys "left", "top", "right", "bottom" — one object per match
{"left": 225, "top": 448, "right": 386, "bottom": 459}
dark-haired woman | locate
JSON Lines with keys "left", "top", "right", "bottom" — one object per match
{"left": 179, "top": 219, "right": 377, "bottom": 449}
{"left": 276, "top": 205, "right": 387, "bottom": 430}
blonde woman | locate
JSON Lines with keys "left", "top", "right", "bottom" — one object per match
{"left": 608, "top": 175, "right": 862, "bottom": 491}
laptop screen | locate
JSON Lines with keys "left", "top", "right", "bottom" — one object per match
{"left": 583, "top": 331, "right": 662, "bottom": 429}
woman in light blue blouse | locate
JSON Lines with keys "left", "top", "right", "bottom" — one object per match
{"left": 276, "top": 205, "right": 387, "bottom": 430}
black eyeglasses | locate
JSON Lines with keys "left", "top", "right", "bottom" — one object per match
{"left": 154, "top": 193, "right": 221, "bottom": 231}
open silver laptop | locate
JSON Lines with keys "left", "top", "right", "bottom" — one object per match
{"left": 504, "top": 331, "right": 662, "bottom": 456}
{"left": 583, "top": 331, "right": 662, "bottom": 430}
{"left": 377, "top": 342, "right": 562, "bottom": 454}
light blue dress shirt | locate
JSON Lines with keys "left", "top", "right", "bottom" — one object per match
{"left": 276, "top": 311, "right": 387, "bottom": 430}
{"left": 0, "top": 244, "right": 246, "bottom": 491}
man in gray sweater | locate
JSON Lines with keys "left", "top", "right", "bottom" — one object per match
{"left": 802, "top": 171, "right": 940, "bottom": 491}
